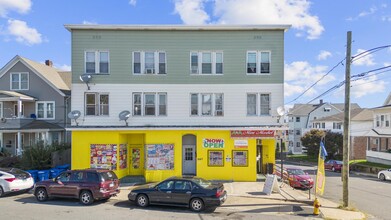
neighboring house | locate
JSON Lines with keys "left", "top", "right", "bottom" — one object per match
{"left": 65, "top": 24, "right": 290, "bottom": 182}
{"left": 0, "top": 56, "right": 71, "bottom": 156}
{"left": 311, "top": 108, "right": 373, "bottom": 159}
{"left": 288, "top": 100, "right": 360, "bottom": 154}
{"left": 365, "top": 93, "right": 391, "bottom": 165}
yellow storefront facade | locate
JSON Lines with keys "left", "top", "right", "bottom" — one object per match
{"left": 71, "top": 129, "right": 278, "bottom": 182}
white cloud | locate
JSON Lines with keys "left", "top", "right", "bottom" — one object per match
{"left": 7, "top": 19, "right": 42, "bottom": 45}
{"left": 174, "top": 0, "right": 210, "bottom": 25}
{"left": 352, "top": 49, "right": 376, "bottom": 66}
{"left": 284, "top": 61, "right": 335, "bottom": 97}
{"left": 384, "top": 62, "right": 391, "bottom": 67}
{"left": 0, "top": 0, "right": 31, "bottom": 17}
{"left": 129, "top": 0, "right": 136, "bottom": 6}
{"left": 56, "top": 64, "right": 71, "bottom": 71}
{"left": 351, "top": 76, "right": 386, "bottom": 98}
{"left": 317, "top": 50, "right": 332, "bottom": 61}
{"left": 82, "top": 20, "right": 97, "bottom": 25}
{"left": 358, "top": 6, "right": 377, "bottom": 18}
{"left": 173, "top": 0, "right": 324, "bottom": 39}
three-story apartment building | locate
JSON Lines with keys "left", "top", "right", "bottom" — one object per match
{"left": 66, "top": 24, "right": 290, "bottom": 182}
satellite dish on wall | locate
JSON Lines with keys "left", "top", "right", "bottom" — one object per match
{"left": 277, "top": 106, "right": 286, "bottom": 116}
{"left": 79, "top": 74, "right": 92, "bottom": 90}
{"left": 119, "top": 110, "right": 131, "bottom": 126}
{"left": 68, "top": 110, "right": 81, "bottom": 126}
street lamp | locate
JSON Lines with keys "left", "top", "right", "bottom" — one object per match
{"left": 277, "top": 106, "right": 286, "bottom": 182}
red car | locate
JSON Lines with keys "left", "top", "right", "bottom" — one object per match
{"left": 34, "top": 169, "right": 120, "bottom": 205}
{"left": 325, "top": 160, "right": 343, "bottom": 172}
{"left": 286, "top": 168, "right": 314, "bottom": 189}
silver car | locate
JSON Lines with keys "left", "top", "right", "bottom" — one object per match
{"left": 0, "top": 168, "right": 34, "bottom": 197}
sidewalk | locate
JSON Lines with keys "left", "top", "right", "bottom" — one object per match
{"left": 116, "top": 180, "right": 366, "bottom": 219}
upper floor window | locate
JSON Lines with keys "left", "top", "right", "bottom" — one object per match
{"left": 190, "top": 93, "right": 224, "bottom": 116}
{"left": 324, "top": 107, "right": 331, "bottom": 112}
{"left": 190, "top": 51, "right": 223, "bottom": 75}
{"left": 10, "top": 72, "right": 28, "bottom": 90}
{"left": 132, "top": 92, "right": 167, "bottom": 116}
{"left": 36, "top": 101, "right": 55, "bottom": 119}
{"left": 85, "top": 51, "right": 109, "bottom": 74}
{"left": 375, "top": 114, "right": 390, "bottom": 127}
{"left": 246, "top": 93, "right": 271, "bottom": 116}
{"left": 85, "top": 93, "right": 109, "bottom": 116}
{"left": 133, "top": 51, "right": 166, "bottom": 75}
{"left": 296, "top": 117, "right": 300, "bottom": 122}
{"left": 333, "top": 122, "right": 342, "bottom": 129}
{"left": 246, "top": 51, "right": 271, "bottom": 74}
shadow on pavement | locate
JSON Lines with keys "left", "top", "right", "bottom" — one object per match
{"left": 14, "top": 195, "right": 111, "bottom": 207}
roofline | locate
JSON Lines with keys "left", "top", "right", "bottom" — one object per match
{"left": 66, "top": 125, "right": 289, "bottom": 131}
{"left": 64, "top": 24, "right": 291, "bottom": 32}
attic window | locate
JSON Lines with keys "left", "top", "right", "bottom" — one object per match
{"left": 324, "top": 107, "right": 331, "bottom": 112}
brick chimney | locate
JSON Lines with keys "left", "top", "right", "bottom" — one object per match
{"left": 45, "top": 60, "right": 53, "bottom": 67}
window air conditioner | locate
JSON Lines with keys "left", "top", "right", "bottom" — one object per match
{"left": 145, "top": 68, "right": 154, "bottom": 74}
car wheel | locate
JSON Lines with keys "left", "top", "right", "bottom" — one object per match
{"left": 380, "top": 174, "right": 386, "bottom": 181}
{"left": 136, "top": 194, "right": 149, "bottom": 207}
{"left": 35, "top": 188, "right": 48, "bottom": 202}
{"left": 0, "top": 186, "right": 4, "bottom": 197}
{"left": 190, "top": 198, "right": 204, "bottom": 212}
{"left": 332, "top": 167, "right": 335, "bottom": 172}
{"left": 80, "top": 190, "right": 94, "bottom": 205}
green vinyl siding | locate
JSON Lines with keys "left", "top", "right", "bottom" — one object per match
{"left": 71, "top": 30, "right": 284, "bottom": 84}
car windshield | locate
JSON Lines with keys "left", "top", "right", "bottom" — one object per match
{"left": 335, "top": 161, "right": 343, "bottom": 165}
{"left": 190, "top": 178, "right": 212, "bottom": 188}
{"left": 288, "top": 169, "right": 306, "bottom": 175}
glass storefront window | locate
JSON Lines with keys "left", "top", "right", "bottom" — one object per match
{"left": 208, "top": 150, "right": 224, "bottom": 166}
{"left": 232, "top": 150, "right": 248, "bottom": 166}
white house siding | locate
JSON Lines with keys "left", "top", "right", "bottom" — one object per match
{"left": 71, "top": 83, "right": 283, "bottom": 127}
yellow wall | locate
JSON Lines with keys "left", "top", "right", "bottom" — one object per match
{"left": 71, "top": 130, "right": 276, "bottom": 182}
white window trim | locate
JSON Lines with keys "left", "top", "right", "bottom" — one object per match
{"left": 189, "top": 93, "right": 224, "bottom": 117}
{"left": 10, "top": 72, "right": 29, "bottom": 90}
{"left": 84, "top": 93, "right": 110, "bottom": 116}
{"left": 246, "top": 93, "right": 258, "bottom": 116}
{"left": 260, "top": 93, "right": 271, "bottom": 116}
{"left": 84, "top": 50, "right": 110, "bottom": 74}
{"left": 246, "top": 51, "right": 271, "bottom": 75}
{"left": 13, "top": 104, "right": 25, "bottom": 117}
{"left": 0, "top": 102, "right": 3, "bottom": 118}
{"left": 35, "top": 101, "right": 55, "bottom": 120}
{"left": 189, "top": 51, "right": 224, "bottom": 75}
{"left": 132, "top": 51, "right": 167, "bottom": 75}
{"left": 132, "top": 92, "right": 167, "bottom": 116}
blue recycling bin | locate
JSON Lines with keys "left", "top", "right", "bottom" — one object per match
{"left": 37, "top": 170, "right": 50, "bottom": 181}
{"left": 26, "top": 170, "right": 38, "bottom": 182}
{"left": 49, "top": 168, "right": 62, "bottom": 178}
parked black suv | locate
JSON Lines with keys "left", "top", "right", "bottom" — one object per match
{"left": 34, "top": 169, "right": 120, "bottom": 205}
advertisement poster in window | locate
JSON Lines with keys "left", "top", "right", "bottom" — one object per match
{"left": 132, "top": 148, "right": 141, "bottom": 169}
{"left": 90, "top": 144, "right": 117, "bottom": 170}
{"left": 119, "top": 144, "right": 127, "bottom": 169}
{"left": 233, "top": 150, "right": 248, "bottom": 166}
{"left": 208, "top": 150, "right": 223, "bottom": 166}
{"left": 146, "top": 144, "right": 174, "bottom": 170}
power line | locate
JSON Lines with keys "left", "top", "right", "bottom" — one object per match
{"left": 351, "top": 45, "right": 391, "bottom": 64}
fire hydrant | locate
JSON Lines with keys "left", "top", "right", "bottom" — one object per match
{"left": 313, "top": 198, "right": 321, "bottom": 215}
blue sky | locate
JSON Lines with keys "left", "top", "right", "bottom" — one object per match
{"left": 0, "top": 0, "right": 390, "bottom": 108}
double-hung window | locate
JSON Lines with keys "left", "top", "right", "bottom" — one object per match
{"left": 85, "top": 93, "right": 109, "bottom": 116}
{"left": 10, "top": 72, "right": 28, "bottom": 90}
{"left": 36, "top": 101, "right": 55, "bottom": 119}
{"left": 246, "top": 93, "right": 271, "bottom": 116}
{"left": 190, "top": 93, "right": 224, "bottom": 116}
{"left": 132, "top": 92, "right": 167, "bottom": 116}
{"left": 246, "top": 51, "right": 271, "bottom": 74}
{"left": 85, "top": 51, "right": 109, "bottom": 74}
{"left": 190, "top": 51, "right": 223, "bottom": 74}
{"left": 132, "top": 51, "right": 166, "bottom": 74}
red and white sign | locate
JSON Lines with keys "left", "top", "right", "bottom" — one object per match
{"left": 234, "top": 140, "right": 248, "bottom": 148}
{"left": 230, "top": 130, "right": 275, "bottom": 138}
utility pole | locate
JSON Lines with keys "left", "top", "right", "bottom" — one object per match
{"left": 342, "top": 31, "right": 352, "bottom": 208}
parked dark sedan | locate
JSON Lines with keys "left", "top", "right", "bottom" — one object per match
{"left": 128, "top": 176, "right": 227, "bottom": 212}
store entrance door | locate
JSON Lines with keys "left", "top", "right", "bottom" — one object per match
{"left": 182, "top": 134, "right": 196, "bottom": 176}
{"left": 256, "top": 144, "right": 263, "bottom": 174}
{"left": 129, "top": 146, "right": 143, "bottom": 176}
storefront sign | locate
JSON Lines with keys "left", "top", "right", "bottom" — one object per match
{"left": 230, "top": 130, "right": 275, "bottom": 138}
{"left": 203, "top": 138, "right": 225, "bottom": 148}
{"left": 234, "top": 139, "right": 248, "bottom": 148}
